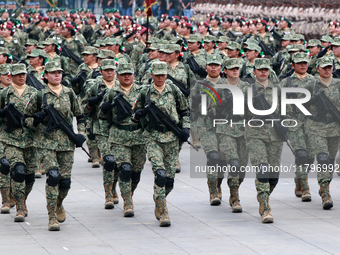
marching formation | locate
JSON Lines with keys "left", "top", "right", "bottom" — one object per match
{"left": 0, "top": 2, "right": 339, "bottom": 231}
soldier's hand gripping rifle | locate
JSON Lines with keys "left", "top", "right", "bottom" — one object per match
{"left": 60, "top": 45, "right": 84, "bottom": 65}
{"left": 186, "top": 56, "right": 208, "bottom": 78}
{"left": 145, "top": 101, "right": 199, "bottom": 151}
{"left": 316, "top": 45, "right": 330, "bottom": 59}
{"left": 3, "top": 103, "right": 23, "bottom": 133}
{"left": 254, "top": 36, "right": 275, "bottom": 57}
{"left": 226, "top": 30, "right": 237, "bottom": 41}
{"left": 103, "top": 92, "right": 134, "bottom": 123}
{"left": 252, "top": 92, "right": 295, "bottom": 155}
{"left": 42, "top": 103, "right": 91, "bottom": 157}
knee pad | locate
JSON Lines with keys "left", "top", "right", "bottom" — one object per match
{"left": 295, "top": 149, "right": 307, "bottom": 166}
{"left": 131, "top": 171, "right": 141, "bottom": 184}
{"left": 25, "top": 174, "right": 35, "bottom": 186}
{"left": 103, "top": 155, "right": 116, "bottom": 172}
{"left": 256, "top": 163, "right": 269, "bottom": 183}
{"left": 306, "top": 158, "right": 314, "bottom": 165}
{"left": 59, "top": 178, "right": 71, "bottom": 191}
{"left": 155, "top": 169, "right": 167, "bottom": 187}
{"left": 207, "top": 150, "right": 219, "bottom": 166}
{"left": 11, "top": 163, "right": 26, "bottom": 183}
{"left": 317, "top": 153, "right": 329, "bottom": 166}
{"left": 119, "top": 163, "right": 132, "bottom": 182}
{"left": 269, "top": 171, "right": 279, "bottom": 186}
{"left": 46, "top": 169, "right": 59, "bottom": 187}
{"left": 229, "top": 158, "right": 240, "bottom": 177}
{"left": 0, "top": 157, "right": 10, "bottom": 175}
{"left": 165, "top": 177, "right": 174, "bottom": 190}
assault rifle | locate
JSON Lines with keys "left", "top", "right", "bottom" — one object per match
{"left": 145, "top": 101, "right": 198, "bottom": 151}
{"left": 61, "top": 45, "right": 84, "bottom": 65}
{"left": 4, "top": 103, "right": 23, "bottom": 132}
{"left": 311, "top": 89, "right": 340, "bottom": 124}
{"left": 43, "top": 103, "right": 91, "bottom": 157}
{"left": 112, "top": 93, "right": 134, "bottom": 123}
{"left": 166, "top": 74, "right": 190, "bottom": 97}
{"left": 252, "top": 92, "right": 295, "bottom": 155}
{"left": 186, "top": 56, "right": 208, "bottom": 78}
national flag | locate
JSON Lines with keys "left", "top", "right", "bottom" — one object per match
{"left": 145, "top": 0, "right": 157, "bottom": 16}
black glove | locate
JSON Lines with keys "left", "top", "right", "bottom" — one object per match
{"left": 70, "top": 76, "right": 80, "bottom": 85}
{"left": 179, "top": 128, "right": 190, "bottom": 142}
{"left": 134, "top": 109, "right": 147, "bottom": 121}
{"left": 33, "top": 111, "right": 46, "bottom": 126}
{"left": 0, "top": 108, "right": 6, "bottom": 118}
{"left": 101, "top": 101, "right": 114, "bottom": 114}
{"left": 88, "top": 94, "right": 103, "bottom": 107}
{"left": 74, "top": 134, "right": 86, "bottom": 148}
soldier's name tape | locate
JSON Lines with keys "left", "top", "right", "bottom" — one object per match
{"left": 194, "top": 164, "right": 340, "bottom": 174}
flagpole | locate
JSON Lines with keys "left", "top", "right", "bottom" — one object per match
{"left": 146, "top": 13, "right": 149, "bottom": 43}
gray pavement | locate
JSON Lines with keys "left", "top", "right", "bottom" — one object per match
{"left": 1, "top": 143, "right": 340, "bottom": 255}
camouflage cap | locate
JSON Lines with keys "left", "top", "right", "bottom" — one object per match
{"left": 100, "top": 59, "right": 116, "bottom": 70}
{"left": 290, "top": 34, "right": 304, "bottom": 41}
{"left": 226, "top": 41, "right": 241, "bottom": 50}
{"left": 0, "top": 64, "right": 11, "bottom": 75}
{"left": 287, "top": 44, "right": 306, "bottom": 52}
{"left": 150, "top": 61, "right": 167, "bottom": 75}
{"left": 164, "top": 44, "right": 180, "bottom": 54}
{"left": 44, "top": 61, "right": 63, "bottom": 72}
{"left": 187, "top": 34, "right": 202, "bottom": 43}
{"left": 203, "top": 35, "right": 216, "bottom": 43}
{"left": 42, "top": 38, "right": 58, "bottom": 45}
{"left": 148, "top": 43, "right": 159, "bottom": 51}
{"left": 98, "top": 49, "right": 115, "bottom": 59}
{"left": 216, "top": 36, "right": 229, "bottom": 43}
{"left": 245, "top": 43, "right": 261, "bottom": 53}
{"left": 37, "top": 43, "right": 45, "bottom": 49}
{"left": 28, "top": 49, "right": 48, "bottom": 59}
{"left": 244, "top": 38, "right": 259, "bottom": 45}
{"left": 25, "top": 38, "right": 38, "bottom": 46}
{"left": 0, "top": 47, "right": 9, "bottom": 55}
{"left": 317, "top": 56, "right": 333, "bottom": 68}
{"left": 94, "top": 39, "right": 103, "bottom": 47}
{"left": 224, "top": 58, "right": 243, "bottom": 69}
{"left": 331, "top": 37, "right": 340, "bottom": 47}
{"left": 308, "top": 39, "right": 321, "bottom": 47}
{"left": 81, "top": 46, "right": 99, "bottom": 55}
{"left": 112, "top": 38, "right": 122, "bottom": 46}
{"left": 146, "top": 37, "right": 160, "bottom": 44}
{"left": 292, "top": 52, "right": 309, "bottom": 63}
{"left": 282, "top": 33, "right": 291, "bottom": 41}
{"left": 11, "top": 64, "right": 27, "bottom": 75}
{"left": 254, "top": 58, "right": 270, "bottom": 69}
{"left": 117, "top": 63, "right": 134, "bottom": 74}
{"left": 320, "top": 35, "right": 333, "bottom": 43}
{"left": 207, "top": 54, "right": 223, "bottom": 65}
{"left": 158, "top": 39, "right": 168, "bottom": 45}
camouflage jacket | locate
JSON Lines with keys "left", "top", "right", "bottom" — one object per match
{"left": 99, "top": 84, "right": 145, "bottom": 146}
{"left": 24, "top": 85, "right": 86, "bottom": 151}
{"left": 133, "top": 81, "right": 190, "bottom": 143}
{"left": 304, "top": 78, "right": 340, "bottom": 137}
{"left": 137, "top": 58, "right": 157, "bottom": 84}
{"left": 166, "top": 61, "right": 195, "bottom": 89}
{"left": 280, "top": 72, "right": 315, "bottom": 131}
{"left": 27, "top": 65, "right": 45, "bottom": 85}
{"left": 0, "top": 35, "right": 25, "bottom": 59}
{"left": 130, "top": 42, "right": 146, "bottom": 69}
{"left": 244, "top": 80, "right": 283, "bottom": 142}
{"left": 123, "top": 38, "right": 139, "bottom": 56}
{"left": 0, "top": 85, "right": 36, "bottom": 148}
{"left": 82, "top": 78, "right": 119, "bottom": 136}
{"left": 115, "top": 52, "right": 132, "bottom": 64}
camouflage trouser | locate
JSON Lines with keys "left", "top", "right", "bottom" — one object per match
{"left": 111, "top": 143, "right": 146, "bottom": 194}
{"left": 40, "top": 149, "right": 74, "bottom": 205}
{"left": 5, "top": 145, "right": 37, "bottom": 198}
{"left": 219, "top": 135, "right": 248, "bottom": 188}
{"left": 308, "top": 134, "right": 340, "bottom": 184}
{"left": 288, "top": 127, "right": 314, "bottom": 179}
{"left": 97, "top": 135, "right": 119, "bottom": 186}
{"left": 0, "top": 142, "right": 9, "bottom": 189}
{"left": 146, "top": 138, "right": 179, "bottom": 199}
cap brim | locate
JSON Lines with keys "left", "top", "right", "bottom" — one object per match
{"left": 12, "top": 71, "right": 27, "bottom": 75}
{"left": 153, "top": 71, "right": 167, "bottom": 75}
{"left": 27, "top": 54, "right": 39, "bottom": 58}
{"left": 319, "top": 63, "right": 333, "bottom": 68}
{"left": 254, "top": 65, "right": 271, "bottom": 69}
{"left": 207, "top": 61, "right": 222, "bottom": 65}
{"left": 225, "top": 64, "right": 241, "bottom": 69}
{"left": 294, "top": 59, "right": 309, "bottom": 64}
{"left": 81, "top": 51, "right": 95, "bottom": 55}
{"left": 117, "top": 70, "right": 134, "bottom": 74}
{"left": 101, "top": 65, "right": 116, "bottom": 70}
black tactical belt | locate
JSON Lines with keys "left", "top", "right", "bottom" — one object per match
{"left": 154, "top": 125, "right": 170, "bottom": 133}
{"left": 113, "top": 122, "right": 140, "bottom": 131}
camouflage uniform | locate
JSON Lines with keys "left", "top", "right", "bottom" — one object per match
{"left": 280, "top": 52, "right": 315, "bottom": 202}
{"left": 130, "top": 41, "right": 146, "bottom": 70}
{"left": 0, "top": 35, "right": 25, "bottom": 59}
{"left": 133, "top": 61, "right": 189, "bottom": 227}
{"left": 24, "top": 61, "right": 86, "bottom": 231}
{"left": 62, "top": 36, "right": 85, "bottom": 76}
{"left": 99, "top": 63, "right": 146, "bottom": 216}
{"left": 26, "top": 49, "right": 49, "bottom": 85}
{"left": 136, "top": 43, "right": 159, "bottom": 84}
{"left": 0, "top": 65, "right": 13, "bottom": 214}
{"left": 244, "top": 58, "right": 283, "bottom": 223}
{"left": 304, "top": 57, "right": 340, "bottom": 210}
{"left": 0, "top": 64, "right": 37, "bottom": 222}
